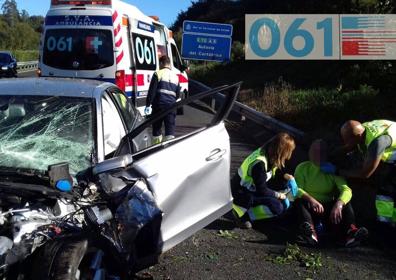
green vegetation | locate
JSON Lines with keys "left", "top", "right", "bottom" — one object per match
{"left": 266, "top": 243, "right": 323, "bottom": 271}
{"left": 217, "top": 230, "right": 239, "bottom": 239}
{"left": 0, "top": 0, "right": 43, "bottom": 61}
{"left": 172, "top": 0, "right": 396, "bottom": 138}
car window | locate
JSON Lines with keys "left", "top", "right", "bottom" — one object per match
{"left": 0, "top": 53, "right": 11, "bottom": 63}
{"left": 107, "top": 89, "right": 136, "bottom": 132}
{"left": 114, "top": 83, "right": 241, "bottom": 158}
{"left": 154, "top": 24, "right": 168, "bottom": 59}
{"left": 171, "top": 43, "right": 183, "bottom": 71}
{"left": 102, "top": 94, "right": 127, "bottom": 157}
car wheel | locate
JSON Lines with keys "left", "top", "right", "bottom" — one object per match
{"left": 31, "top": 239, "right": 123, "bottom": 280}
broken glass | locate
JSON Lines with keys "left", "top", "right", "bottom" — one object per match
{"left": 0, "top": 96, "right": 94, "bottom": 175}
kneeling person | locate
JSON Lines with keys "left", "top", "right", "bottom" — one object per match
{"left": 295, "top": 139, "right": 368, "bottom": 247}
{"left": 232, "top": 133, "right": 297, "bottom": 229}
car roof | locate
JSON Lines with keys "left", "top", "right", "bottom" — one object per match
{"left": 0, "top": 77, "right": 114, "bottom": 98}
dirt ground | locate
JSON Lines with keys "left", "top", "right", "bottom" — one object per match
{"left": 137, "top": 215, "right": 396, "bottom": 280}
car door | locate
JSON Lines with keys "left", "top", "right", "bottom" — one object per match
{"left": 115, "top": 82, "right": 241, "bottom": 252}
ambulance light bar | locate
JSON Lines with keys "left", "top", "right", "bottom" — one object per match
{"left": 51, "top": 0, "right": 111, "bottom": 6}
{"left": 149, "top": 16, "right": 160, "bottom": 22}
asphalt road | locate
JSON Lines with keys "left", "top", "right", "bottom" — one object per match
{"left": 8, "top": 72, "right": 396, "bottom": 279}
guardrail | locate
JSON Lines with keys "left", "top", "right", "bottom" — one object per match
{"left": 189, "top": 79, "right": 305, "bottom": 140}
{"left": 17, "top": 61, "right": 38, "bottom": 73}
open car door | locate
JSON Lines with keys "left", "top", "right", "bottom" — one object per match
{"left": 115, "top": 82, "right": 241, "bottom": 252}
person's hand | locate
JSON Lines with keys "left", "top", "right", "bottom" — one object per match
{"left": 330, "top": 200, "right": 344, "bottom": 224}
{"left": 144, "top": 106, "right": 152, "bottom": 116}
{"left": 308, "top": 197, "right": 324, "bottom": 214}
{"left": 278, "top": 193, "right": 287, "bottom": 200}
{"left": 320, "top": 162, "right": 337, "bottom": 174}
{"left": 284, "top": 174, "right": 294, "bottom": 181}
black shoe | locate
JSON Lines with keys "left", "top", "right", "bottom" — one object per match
{"left": 232, "top": 210, "right": 252, "bottom": 229}
{"left": 297, "top": 222, "right": 319, "bottom": 246}
{"left": 345, "top": 226, "right": 369, "bottom": 248}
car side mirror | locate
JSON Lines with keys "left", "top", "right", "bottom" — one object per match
{"left": 92, "top": 154, "right": 133, "bottom": 176}
{"left": 181, "top": 60, "right": 190, "bottom": 73}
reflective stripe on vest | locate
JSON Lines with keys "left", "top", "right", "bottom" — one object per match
{"left": 393, "top": 207, "right": 396, "bottom": 223}
{"left": 376, "top": 195, "right": 394, "bottom": 223}
{"left": 156, "top": 68, "right": 179, "bottom": 97}
{"left": 237, "top": 148, "right": 276, "bottom": 192}
{"left": 233, "top": 203, "right": 275, "bottom": 221}
{"left": 363, "top": 120, "right": 396, "bottom": 163}
{"left": 233, "top": 204, "right": 247, "bottom": 218}
{"left": 248, "top": 205, "right": 274, "bottom": 221}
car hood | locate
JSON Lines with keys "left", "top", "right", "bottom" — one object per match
{"left": 0, "top": 62, "right": 10, "bottom": 67}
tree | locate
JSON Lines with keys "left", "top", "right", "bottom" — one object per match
{"left": 1, "top": 0, "right": 18, "bottom": 27}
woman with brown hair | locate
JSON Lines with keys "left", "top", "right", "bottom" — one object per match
{"left": 232, "top": 132, "right": 297, "bottom": 229}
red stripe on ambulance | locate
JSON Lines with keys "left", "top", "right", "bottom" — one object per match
{"left": 112, "top": 10, "right": 118, "bottom": 22}
{"left": 116, "top": 50, "right": 124, "bottom": 64}
{"left": 114, "top": 24, "right": 121, "bottom": 37}
{"left": 178, "top": 74, "right": 188, "bottom": 84}
{"left": 115, "top": 37, "right": 123, "bottom": 48}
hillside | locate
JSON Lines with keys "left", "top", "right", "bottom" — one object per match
{"left": 171, "top": 0, "right": 396, "bottom": 137}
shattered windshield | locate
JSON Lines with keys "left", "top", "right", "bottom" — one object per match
{"left": 0, "top": 96, "right": 94, "bottom": 175}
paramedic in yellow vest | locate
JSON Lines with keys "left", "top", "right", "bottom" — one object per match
{"left": 323, "top": 120, "right": 396, "bottom": 181}
{"left": 231, "top": 132, "right": 297, "bottom": 229}
{"left": 145, "top": 56, "right": 180, "bottom": 143}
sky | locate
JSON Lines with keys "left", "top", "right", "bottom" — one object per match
{"left": 11, "top": 0, "right": 192, "bottom": 26}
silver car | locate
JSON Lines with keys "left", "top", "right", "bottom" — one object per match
{"left": 0, "top": 77, "right": 240, "bottom": 278}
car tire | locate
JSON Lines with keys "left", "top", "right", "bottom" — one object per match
{"left": 31, "top": 239, "right": 88, "bottom": 280}
{"left": 50, "top": 239, "right": 88, "bottom": 280}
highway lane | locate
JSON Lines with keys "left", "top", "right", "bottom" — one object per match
{"left": 8, "top": 72, "right": 396, "bottom": 279}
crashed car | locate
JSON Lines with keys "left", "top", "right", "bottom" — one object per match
{"left": 0, "top": 52, "right": 17, "bottom": 78}
{"left": 0, "top": 77, "right": 240, "bottom": 279}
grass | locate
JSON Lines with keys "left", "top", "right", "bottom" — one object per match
{"left": 12, "top": 50, "right": 39, "bottom": 62}
{"left": 190, "top": 60, "right": 396, "bottom": 142}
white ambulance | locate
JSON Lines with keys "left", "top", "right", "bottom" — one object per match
{"left": 39, "top": 0, "right": 189, "bottom": 110}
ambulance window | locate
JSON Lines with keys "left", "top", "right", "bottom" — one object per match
{"left": 43, "top": 29, "right": 114, "bottom": 70}
{"left": 171, "top": 44, "right": 183, "bottom": 71}
{"left": 154, "top": 25, "right": 167, "bottom": 58}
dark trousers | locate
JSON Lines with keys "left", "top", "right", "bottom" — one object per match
{"left": 295, "top": 199, "right": 355, "bottom": 234}
{"left": 231, "top": 173, "right": 285, "bottom": 217}
{"left": 152, "top": 105, "right": 176, "bottom": 137}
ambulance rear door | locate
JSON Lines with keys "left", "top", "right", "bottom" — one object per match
{"left": 40, "top": 7, "right": 117, "bottom": 81}
{"left": 129, "top": 19, "right": 161, "bottom": 113}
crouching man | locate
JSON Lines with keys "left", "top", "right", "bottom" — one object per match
{"left": 294, "top": 139, "right": 368, "bottom": 247}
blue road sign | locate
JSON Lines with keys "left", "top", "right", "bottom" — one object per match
{"left": 182, "top": 33, "right": 232, "bottom": 62}
{"left": 183, "top": 20, "right": 233, "bottom": 37}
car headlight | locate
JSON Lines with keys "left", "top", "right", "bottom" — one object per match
{"left": 1, "top": 66, "right": 8, "bottom": 70}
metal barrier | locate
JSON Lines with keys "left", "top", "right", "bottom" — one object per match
{"left": 17, "top": 61, "right": 38, "bottom": 73}
{"left": 189, "top": 79, "right": 305, "bottom": 140}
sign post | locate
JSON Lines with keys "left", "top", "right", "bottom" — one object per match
{"left": 182, "top": 20, "right": 233, "bottom": 62}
